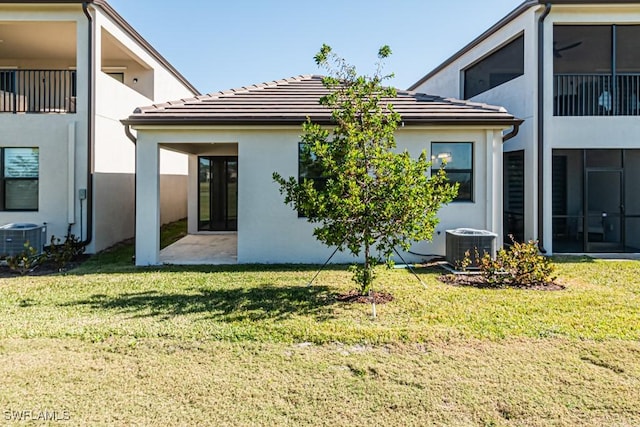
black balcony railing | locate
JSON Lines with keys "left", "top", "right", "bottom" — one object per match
{"left": 0, "top": 70, "right": 77, "bottom": 114}
{"left": 554, "top": 73, "right": 640, "bottom": 116}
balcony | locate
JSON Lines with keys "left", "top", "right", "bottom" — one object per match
{"left": 0, "top": 70, "right": 76, "bottom": 114}
{"left": 554, "top": 73, "right": 640, "bottom": 117}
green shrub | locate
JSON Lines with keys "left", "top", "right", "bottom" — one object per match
{"left": 6, "top": 241, "right": 44, "bottom": 275}
{"left": 478, "top": 237, "right": 556, "bottom": 287}
{"left": 45, "top": 234, "right": 85, "bottom": 271}
{"left": 454, "top": 250, "right": 473, "bottom": 272}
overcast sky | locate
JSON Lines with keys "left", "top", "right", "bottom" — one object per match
{"left": 106, "top": 0, "right": 523, "bottom": 94}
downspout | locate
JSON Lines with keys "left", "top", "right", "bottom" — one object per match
{"left": 537, "top": 3, "right": 552, "bottom": 253}
{"left": 124, "top": 124, "right": 136, "bottom": 145}
{"left": 503, "top": 122, "right": 521, "bottom": 142}
{"left": 81, "top": 2, "right": 94, "bottom": 247}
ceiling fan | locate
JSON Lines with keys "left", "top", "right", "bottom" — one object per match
{"left": 553, "top": 41, "right": 583, "bottom": 58}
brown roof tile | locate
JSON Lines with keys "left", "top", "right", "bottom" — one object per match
{"left": 123, "top": 75, "right": 521, "bottom": 127}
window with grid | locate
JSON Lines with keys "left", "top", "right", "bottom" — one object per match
{"left": 1, "top": 148, "right": 39, "bottom": 211}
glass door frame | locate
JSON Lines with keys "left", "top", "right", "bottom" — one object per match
{"left": 198, "top": 156, "right": 238, "bottom": 232}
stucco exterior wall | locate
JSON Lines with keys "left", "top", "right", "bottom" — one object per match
{"left": 238, "top": 128, "right": 501, "bottom": 264}
{"left": 160, "top": 174, "right": 188, "bottom": 226}
{"left": 0, "top": 2, "right": 195, "bottom": 253}
{"left": 92, "top": 172, "right": 186, "bottom": 251}
{"left": 413, "top": 8, "right": 539, "bottom": 243}
{"left": 85, "top": 5, "right": 193, "bottom": 251}
{"left": 87, "top": 8, "right": 194, "bottom": 250}
{"left": 0, "top": 115, "right": 82, "bottom": 243}
{"left": 0, "top": 5, "right": 90, "bottom": 247}
{"left": 135, "top": 126, "right": 505, "bottom": 266}
{"left": 93, "top": 172, "right": 134, "bottom": 250}
{"left": 412, "top": 3, "right": 640, "bottom": 253}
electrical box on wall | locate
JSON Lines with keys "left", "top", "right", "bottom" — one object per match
{"left": 79, "top": 189, "right": 87, "bottom": 200}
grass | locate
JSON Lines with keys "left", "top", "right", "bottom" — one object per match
{"left": 0, "top": 226, "right": 639, "bottom": 425}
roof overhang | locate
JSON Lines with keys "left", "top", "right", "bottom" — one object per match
{"left": 122, "top": 116, "right": 523, "bottom": 128}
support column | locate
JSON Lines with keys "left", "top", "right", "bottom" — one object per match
{"left": 486, "top": 130, "right": 504, "bottom": 246}
{"left": 135, "top": 138, "right": 160, "bottom": 265}
{"left": 187, "top": 154, "right": 198, "bottom": 234}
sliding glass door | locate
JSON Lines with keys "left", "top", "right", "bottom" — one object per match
{"left": 198, "top": 156, "right": 237, "bottom": 231}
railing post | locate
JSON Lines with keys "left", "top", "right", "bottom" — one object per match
{"left": 12, "top": 70, "right": 17, "bottom": 114}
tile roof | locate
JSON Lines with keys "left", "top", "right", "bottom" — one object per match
{"left": 122, "top": 75, "right": 520, "bottom": 127}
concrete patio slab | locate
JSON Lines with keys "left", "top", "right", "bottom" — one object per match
{"left": 159, "top": 234, "right": 237, "bottom": 265}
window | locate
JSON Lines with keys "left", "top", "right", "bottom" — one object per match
{"left": 431, "top": 142, "right": 473, "bottom": 202}
{"left": 106, "top": 72, "right": 125, "bottom": 84}
{"left": 464, "top": 35, "right": 524, "bottom": 99}
{"left": 298, "top": 143, "right": 329, "bottom": 217}
{"left": 504, "top": 151, "right": 525, "bottom": 243}
{"left": 1, "top": 148, "right": 39, "bottom": 211}
{"left": 299, "top": 143, "right": 327, "bottom": 191}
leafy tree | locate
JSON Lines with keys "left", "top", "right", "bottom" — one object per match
{"left": 273, "top": 44, "right": 457, "bottom": 296}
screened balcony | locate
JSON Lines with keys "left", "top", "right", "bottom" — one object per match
{"left": 553, "top": 24, "right": 640, "bottom": 117}
{"left": 0, "top": 21, "right": 77, "bottom": 113}
{"left": 0, "top": 69, "right": 76, "bottom": 113}
{"left": 554, "top": 73, "right": 640, "bottom": 116}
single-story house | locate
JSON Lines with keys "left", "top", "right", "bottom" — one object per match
{"left": 122, "top": 75, "right": 521, "bottom": 266}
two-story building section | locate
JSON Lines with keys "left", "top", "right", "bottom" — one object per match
{"left": 410, "top": 0, "right": 640, "bottom": 255}
{"left": 0, "top": 0, "right": 199, "bottom": 253}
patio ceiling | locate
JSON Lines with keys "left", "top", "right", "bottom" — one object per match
{"left": 0, "top": 21, "right": 76, "bottom": 62}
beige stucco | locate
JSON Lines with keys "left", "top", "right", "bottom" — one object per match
{"left": 0, "top": 2, "right": 194, "bottom": 253}
{"left": 0, "top": 5, "right": 90, "bottom": 248}
{"left": 133, "top": 125, "right": 506, "bottom": 266}
{"left": 412, "top": 3, "right": 640, "bottom": 254}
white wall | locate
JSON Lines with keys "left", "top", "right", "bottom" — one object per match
{"left": 0, "top": 115, "right": 82, "bottom": 244}
{"left": 87, "top": 5, "right": 197, "bottom": 251}
{"left": 134, "top": 125, "right": 505, "bottom": 265}
{"left": 0, "top": 3, "right": 195, "bottom": 253}
{"left": 93, "top": 8, "right": 194, "bottom": 177}
{"left": 413, "top": 7, "right": 540, "bottom": 243}
{"left": 0, "top": 5, "right": 90, "bottom": 247}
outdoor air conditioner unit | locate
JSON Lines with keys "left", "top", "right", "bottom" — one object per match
{"left": 445, "top": 228, "right": 497, "bottom": 268}
{"left": 0, "top": 223, "right": 47, "bottom": 257}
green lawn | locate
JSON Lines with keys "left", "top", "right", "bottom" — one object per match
{"left": 0, "top": 232, "right": 639, "bottom": 425}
